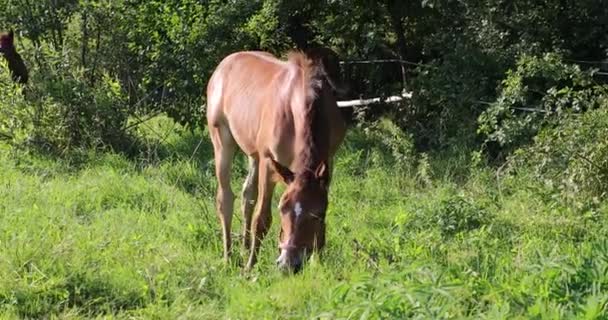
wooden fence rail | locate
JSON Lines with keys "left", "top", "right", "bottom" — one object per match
{"left": 337, "top": 92, "right": 412, "bottom": 108}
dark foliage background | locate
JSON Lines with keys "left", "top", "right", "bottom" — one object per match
{"left": 1, "top": 0, "right": 607, "bottom": 163}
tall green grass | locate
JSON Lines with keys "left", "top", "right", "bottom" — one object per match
{"left": 1, "top": 117, "right": 607, "bottom": 319}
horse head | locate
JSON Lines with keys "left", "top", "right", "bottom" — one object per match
{"left": 270, "top": 158, "right": 330, "bottom": 273}
{"left": 0, "top": 30, "right": 14, "bottom": 54}
{"left": 0, "top": 29, "right": 28, "bottom": 84}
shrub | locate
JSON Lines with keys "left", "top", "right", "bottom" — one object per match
{"left": 510, "top": 105, "right": 608, "bottom": 208}
{"left": 339, "top": 118, "right": 416, "bottom": 175}
{"left": 366, "top": 118, "right": 415, "bottom": 169}
{"left": 408, "top": 44, "right": 504, "bottom": 148}
{"left": 478, "top": 53, "right": 607, "bottom": 154}
{"left": 36, "top": 68, "right": 128, "bottom": 150}
{"left": 0, "top": 61, "right": 30, "bottom": 144}
{"left": 0, "top": 47, "right": 128, "bottom": 153}
{"left": 435, "top": 195, "right": 490, "bottom": 237}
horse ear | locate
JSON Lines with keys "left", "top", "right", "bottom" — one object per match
{"left": 315, "top": 161, "right": 329, "bottom": 187}
{"left": 8, "top": 30, "right": 14, "bottom": 41}
{"left": 269, "top": 157, "right": 294, "bottom": 184}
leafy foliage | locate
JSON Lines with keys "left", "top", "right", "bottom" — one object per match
{"left": 0, "top": 61, "right": 30, "bottom": 143}
{"left": 511, "top": 105, "right": 608, "bottom": 208}
{"left": 479, "top": 53, "right": 607, "bottom": 152}
{"left": 0, "top": 0, "right": 606, "bottom": 153}
{"left": 436, "top": 195, "right": 490, "bottom": 237}
{"left": 0, "top": 46, "right": 127, "bottom": 151}
{"left": 360, "top": 118, "right": 415, "bottom": 174}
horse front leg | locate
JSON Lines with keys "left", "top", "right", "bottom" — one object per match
{"left": 241, "top": 156, "right": 259, "bottom": 251}
{"left": 245, "top": 161, "right": 275, "bottom": 271}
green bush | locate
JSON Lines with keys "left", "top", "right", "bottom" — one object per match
{"left": 510, "top": 105, "right": 608, "bottom": 208}
{"left": 365, "top": 118, "right": 415, "bottom": 172}
{"left": 410, "top": 45, "right": 504, "bottom": 148}
{"left": 37, "top": 68, "right": 128, "bottom": 150}
{"left": 342, "top": 118, "right": 415, "bottom": 177}
{"left": 435, "top": 195, "right": 491, "bottom": 237}
{"left": 0, "top": 61, "right": 30, "bottom": 144}
{"left": 478, "top": 53, "right": 607, "bottom": 154}
{"left": 0, "top": 52, "right": 128, "bottom": 152}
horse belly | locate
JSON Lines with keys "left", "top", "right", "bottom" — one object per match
{"left": 224, "top": 99, "right": 263, "bottom": 156}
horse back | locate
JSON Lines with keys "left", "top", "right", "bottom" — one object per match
{"left": 206, "top": 51, "right": 293, "bottom": 156}
{"left": 206, "top": 50, "right": 346, "bottom": 164}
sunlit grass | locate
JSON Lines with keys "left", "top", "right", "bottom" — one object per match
{"left": 1, "top": 116, "right": 607, "bottom": 319}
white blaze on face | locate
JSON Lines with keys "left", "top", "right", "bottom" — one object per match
{"left": 294, "top": 202, "right": 303, "bottom": 219}
{"left": 277, "top": 202, "right": 303, "bottom": 268}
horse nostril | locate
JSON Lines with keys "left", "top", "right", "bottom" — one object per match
{"left": 291, "top": 254, "right": 304, "bottom": 272}
{"left": 292, "top": 261, "right": 303, "bottom": 274}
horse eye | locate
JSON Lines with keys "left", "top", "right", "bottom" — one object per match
{"left": 278, "top": 204, "right": 289, "bottom": 215}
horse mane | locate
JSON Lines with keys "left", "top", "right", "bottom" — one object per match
{"left": 286, "top": 51, "right": 325, "bottom": 106}
{"left": 285, "top": 51, "right": 329, "bottom": 177}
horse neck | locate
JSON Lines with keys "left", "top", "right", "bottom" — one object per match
{"left": 292, "top": 94, "right": 328, "bottom": 174}
{"left": 283, "top": 52, "right": 329, "bottom": 174}
{"left": 2, "top": 48, "right": 27, "bottom": 83}
{"left": 3, "top": 48, "right": 22, "bottom": 70}
{"left": 2, "top": 47, "right": 18, "bottom": 60}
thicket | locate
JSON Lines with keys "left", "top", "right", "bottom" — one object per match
{"left": 1, "top": 0, "right": 607, "bottom": 206}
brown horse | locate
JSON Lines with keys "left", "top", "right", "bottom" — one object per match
{"left": 206, "top": 50, "right": 346, "bottom": 272}
{"left": 0, "top": 30, "right": 28, "bottom": 84}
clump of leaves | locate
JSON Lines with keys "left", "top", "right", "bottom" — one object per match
{"left": 478, "top": 53, "right": 607, "bottom": 154}
{"left": 362, "top": 118, "right": 416, "bottom": 174}
{"left": 435, "top": 195, "right": 490, "bottom": 237}
{"left": 510, "top": 105, "right": 608, "bottom": 209}
{"left": 409, "top": 43, "right": 504, "bottom": 148}
{"left": 0, "top": 61, "right": 30, "bottom": 144}
{"left": 0, "top": 47, "right": 129, "bottom": 154}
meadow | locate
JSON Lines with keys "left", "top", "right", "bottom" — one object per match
{"left": 1, "top": 116, "right": 606, "bottom": 319}
{"left": 1, "top": 0, "right": 607, "bottom": 318}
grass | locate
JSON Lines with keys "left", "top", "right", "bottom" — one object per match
{"left": 0, "top": 116, "right": 607, "bottom": 319}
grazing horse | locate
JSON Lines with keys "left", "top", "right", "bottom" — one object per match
{"left": 206, "top": 50, "right": 346, "bottom": 272}
{"left": 0, "top": 30, "right": 28, "bottom": 84}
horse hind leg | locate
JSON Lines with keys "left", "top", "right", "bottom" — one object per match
{"left": 241, "top": 156, "right": 259, "bottom": 251}
{"left": 210, "top": 124, "right": 237, "bottom": 263}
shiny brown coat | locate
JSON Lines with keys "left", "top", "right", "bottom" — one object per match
{"left": 206, "top": 51, "right": 346, "bottom": 271}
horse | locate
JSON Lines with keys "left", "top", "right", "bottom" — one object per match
{"left": 0, "top": 30, "right": 28, "bottom": 84}
{"left": 206, "top": 50, "right": 346, "bottom": 272}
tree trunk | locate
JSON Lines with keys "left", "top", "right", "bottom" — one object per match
{"left": 81, "top": 10, "right": 89, "bottom": 69}
{"left": 386, "top": 1, "right": 408, "bottom": 61}
{"left": 385, "top": 0, "right": 408, "bottom": 88}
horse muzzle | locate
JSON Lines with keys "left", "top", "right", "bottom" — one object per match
{"left": 276, "top": 248, "right": 305, "bottom": 274}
